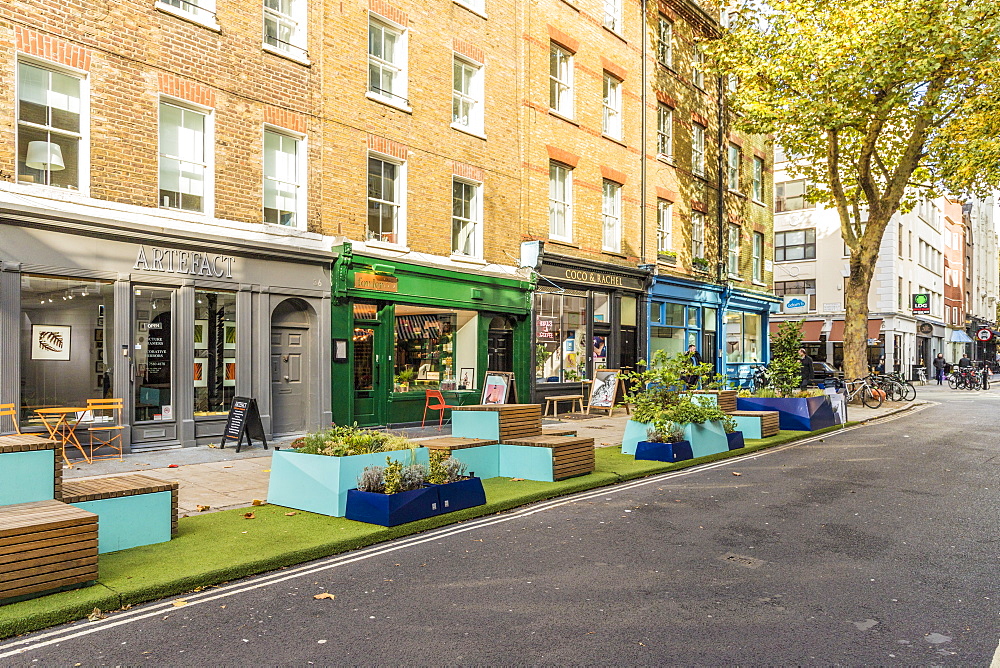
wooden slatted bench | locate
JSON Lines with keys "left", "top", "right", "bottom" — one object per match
{"left": 0, "top": 435, "right": 62, "bottom": 506}
{"left": 543, "top": 394, "right": 584, "bottom": 416}
{"left": 503, "top": 435, "right": 596, "bottom": 481}
{"left": 692, "top": 390, "right": 738, "bottom": 413}
{"left": 59, "top": 474, "right": 179, "bottom": 554}
{"left": 452, "top": 404, "right": 543, "bottom": 442}
{"left": 418, "top": 437, "right": 498, "bottom": 456}
{"left": 0, "top": 499, "right": 98, "bottom": 604}
{"left": 728, "top": 410, "right": 780, "bottom": 439}
{"left": 541, "top": 428, "right": 578, "bottom": 437}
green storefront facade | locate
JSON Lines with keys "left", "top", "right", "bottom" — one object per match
{"left": 331, "top": 243, "right": 535, "bottom": 427}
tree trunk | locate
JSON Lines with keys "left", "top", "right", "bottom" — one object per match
{"left": 843, "top": 249, "right": 879, "bottom": 380}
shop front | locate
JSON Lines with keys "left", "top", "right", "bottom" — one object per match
{"left": 648, "top": 275, "right": 721, "bottom": 372}
{"left": 0, "top": 216, "right": 332, "bottom": 450}
{"left": 722, "top": 288, "right": 780, "bottom": 382}
{"left": 532, "top": 255, "right": 650, "bottom": 403}
{"left": 331, "top": 243, "right": 534, "bottom": 427}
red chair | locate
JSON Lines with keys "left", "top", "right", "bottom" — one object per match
{"left": 422, "top": 389, "right": 450, "bottom": 428}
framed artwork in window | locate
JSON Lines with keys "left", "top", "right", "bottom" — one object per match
{"left": 194, "top": 320, "right": 208, "bottom": 349}
{"left": 31, "top": 325, "right": 72, "bottom": 361}
{"left": 193, "top": 358, "right": 208, "bottom": 387}
{"left": 224, "top": 323, "right": 237, "bottom": 349}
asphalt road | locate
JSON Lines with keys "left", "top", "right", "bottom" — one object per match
{"left": 3, "top": 390, "right": 999, "bottom": 666}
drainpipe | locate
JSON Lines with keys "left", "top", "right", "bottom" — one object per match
{"left": 639, "top": 0, "right": 648, "bottom": 263}
{"left": 715, "top": 73, "right": 729, "bottom": 378}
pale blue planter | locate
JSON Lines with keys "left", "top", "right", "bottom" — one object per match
{"left": 70, "top": 491, "right": 173, "bottom": 553}
{"left": 623, "top": 419, "right": 728, "bottom": 458}
{"left": 267, "top": 448, "right": 430, "bottom": 517}
{"left": 0, "top": 450, "right": 55, "bottom": 506}
{"left": 621, "top": 419, "right": 653, "bottom": 456}
{"left": 449, "top": 444, "right": 556, "bottom": 482}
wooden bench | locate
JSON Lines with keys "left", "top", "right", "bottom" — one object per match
{"left": 503, "top": 435, "right": 596, "bottom": 480}
{"left": 543, "top": 394, "right": 584, "bottom": 417}
{"left": 59, "top": 474, "right": 179, "bottom": 553}
{"left": 419, "top": 437, "right": 498, "bottom": 456}
{"left": 692, "top": 390, "right": 738, "bottom": 413}
{"left": 452, "top": 404, "right": 542, "bottom": 442}
{"left": 0, "top": 499, "right": 98, "bottom": 604}
{"left": 0, "top": 435, "right": 62, "bottom": 506}
{"left": 728, "top": 410, "right": 780, "bottom": 439}
{"left": 541, "top": 427, "right": 578, "bottom": 437}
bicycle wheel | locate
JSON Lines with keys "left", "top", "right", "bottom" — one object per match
{"left": 901, "top": 382, "right": 916, "bottom": 401}
{"left": 890, "top": 381, "right": 906, "bottom": 402}
{"left": 947, "top": 374, "right": 958, "bottom": 389}
{"left": 861, "top": 386, "right": 883, "bottom": 408}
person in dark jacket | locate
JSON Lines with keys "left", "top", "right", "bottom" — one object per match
{"left": 933, "top": 353, "right": 947, "bottom": 384}
{"left": 684, "top": 344, "right": 702, "bottom": 388}
{"left": 958, "top": 353, "right": 973, "bottom": 368}
{"left": 798, "top": 348, "right": 814, "bottom": 390}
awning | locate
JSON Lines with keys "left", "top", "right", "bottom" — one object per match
{"left": 827, "top": 318, "right": 883, "bottom": 342}
{"left": 769, "top": 320, "right": 825, "bottom": 341}
{"left": 950, "top": 329, "right": 974, "bottom": 343}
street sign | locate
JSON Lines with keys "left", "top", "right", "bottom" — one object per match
{"left": 912, "top": 293, "right": 930, "bottom": 313}
{"left": 976, "top": 328, "right": 993, "bottom": 342}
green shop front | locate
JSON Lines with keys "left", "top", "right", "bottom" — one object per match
{"left": 331, "top": 244, "right": 535, "bottom": 427}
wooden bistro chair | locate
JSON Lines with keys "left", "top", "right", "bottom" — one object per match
{"left": 422, "top": 389, "right": 452, "bottom": 429}
{"left": 85, "top": 398, "right": 125, "bottom": 461}
{"left": 0, "top": 403, "right": 21, "bottom": 435}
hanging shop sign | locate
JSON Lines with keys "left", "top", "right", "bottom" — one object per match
{"left": 134, "top": 246, "right": 235, "bottom": 279}
{"left": 354, "top": 272, "right": 399, "bottom": 292}
{"left": 911, "top": 293, "right": 930, "bottom": 314}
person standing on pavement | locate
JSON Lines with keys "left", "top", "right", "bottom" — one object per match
{"left": 684, "top": 344, "right": 702, "bottom": 388}
{"left": 958, "top": 353, "right": 972, "bottom": 369}
{"left": 798, "top": 348, "right": 814, "bottom": 390}
{"left": 933, "top": 353, "right": 947, "bottom": 385}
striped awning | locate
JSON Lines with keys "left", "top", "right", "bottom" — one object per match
{"left": 395, "top": 315, "right": 443, "bottom": 341}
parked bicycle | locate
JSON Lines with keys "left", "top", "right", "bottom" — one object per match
{"left": 865, "top": 372, "right": 916, "bottom": 402}
{"left": 947, "top": 366, "right": 982, "bottom": 390}
{"left": 841, "top": 377, "right": 884, "bottom": 408}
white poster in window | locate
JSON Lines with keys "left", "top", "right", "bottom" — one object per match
{"left": 31, "top": 324, "right": 72, "bottom": 361}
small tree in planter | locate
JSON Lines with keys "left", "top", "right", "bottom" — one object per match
{"left": 767, "top": 319, "right": 805, "bottom": 398}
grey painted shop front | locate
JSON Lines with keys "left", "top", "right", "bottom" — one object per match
{"left": 0, "top": 214, "right": 332, "bottom": 452}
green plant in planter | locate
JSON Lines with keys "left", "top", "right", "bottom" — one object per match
{"left": 693, "top": 257, "right": 711, "bottom": 271}
{"left": 535, "top": 344, "right": 553, "bottom": 375}
{"left": 721, "top": 413, "right": 738, "bottom": 434}
{"left": 645, "top": 422, "right": 684, "bottom": 444}
{"left": 622, "top": 349, "right": 726, "bottom": 424}
{"left": 766, "top": 319, "right": 805, "bottom": 397}
{"left": 427, "top": 450, "right": 469, "bottom": 484}
{"left": 295, "top": 424, "right": 415, "bottom": 457}
{"left": 394, "top": 367, "right": 416, "bottom": 389}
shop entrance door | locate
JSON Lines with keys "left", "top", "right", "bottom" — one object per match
{"left": 132, "top": 287, "right": 177, "bottom": 448}
{"left": 487, "top": 316, "right": 514, "bottom": 373}
{"left": 619, "top": 327, "right": 637, "bottom": 374}
{"left": 271, "top": 299, "right": 313, "bottom": 435}
{"left": 353, "top": 301, "right": 387, "bottom": 426}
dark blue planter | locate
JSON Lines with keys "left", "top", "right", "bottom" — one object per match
{"left": 736, "top": 395, "right": 837, "bottom": 431}
{"left": 427, "top": 477, "right": 486, "bottom": 513}
{"left": 726, "top": 431, "right": 745, "bottom": 450}
{"left": 634, "top": 440, "right": 693, "bottom": 463}
{"left": 345, "top": 486, "right": 441, "bottom": 527}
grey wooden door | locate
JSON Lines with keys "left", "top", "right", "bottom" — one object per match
{"left": 271, "top": 325, "right": 308, "bottom": 434}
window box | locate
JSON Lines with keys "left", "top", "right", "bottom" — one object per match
{"left": 692, "top": 257, "right": 711, "bottom": 272}
{"left": 658, "top": 252, "right": 677, "bottom": 264}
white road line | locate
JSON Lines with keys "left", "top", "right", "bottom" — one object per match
{"left": 0, "top": 405, "right": 923, "bottom": 659}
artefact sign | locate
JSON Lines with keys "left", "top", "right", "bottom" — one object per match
{"left": 220, "top": 397, "right": 268, "bottom": 452}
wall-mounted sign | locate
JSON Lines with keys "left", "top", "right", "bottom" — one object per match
{"left": 782, "top": 294, "right": 809, "bottom": 315}
{"left": 540, "top": 265, "right": 645, "bottom": 291}
{"left": 354, "top": 272, "right": 398, "bottom": 292}
{"left": 976, "top": 328, "right": 993, "bottom": 342}
{"left": 912, "top": 293, "right": 930, "bottom": 313}
{"left": 918, "top": 323, "right": 934, "bottom": 335}
{"left": 134, "top": 246, "right": 235, "bottom": 279}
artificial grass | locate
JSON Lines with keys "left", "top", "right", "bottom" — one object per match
{"left": 0, "top": 423, "right": 856, "bottom": 639}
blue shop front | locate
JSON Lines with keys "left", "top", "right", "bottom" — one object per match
{"left": 648, "top": 274, "right": 779, "bottom": 384}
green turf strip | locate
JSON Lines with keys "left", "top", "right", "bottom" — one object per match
{"left": 0, "top": 423, "right": 857, "bottom": 639}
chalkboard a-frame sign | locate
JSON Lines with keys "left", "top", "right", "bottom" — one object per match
{"left": 220, "top": 397, "right": 268, "bottom": 452}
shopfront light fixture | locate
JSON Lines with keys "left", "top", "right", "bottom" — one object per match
{"left": 25, "top": 141, "right": 66, "bottom": 171}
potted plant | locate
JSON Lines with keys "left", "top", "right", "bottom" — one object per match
{"left": 535, "top": 344, "right": 553, "bottom": 380}
{"left": 722, "top": 414, "right": 744, "bottom": 450}
{"left": 345, "top": 452, "right": 486, "bottom": 526}
{"left": 693, "top": 257, "right": 711, "bottom": 272}
{"left": 267, "top": 424, "right": 429, "bottom": 517}
{"left": 634, "top": 422, "right": 692, "bottom": 463}
{"left": 659, "top": 250, "right": 678, "bottom": 264}
{"left": 394, "top": 367, "right": 416, "bottom": 392}
{"left": 735, "top": 320, "right": 838, "bottom": 431}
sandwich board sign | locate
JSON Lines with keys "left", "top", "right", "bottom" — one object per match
{"left": 220, "top": 397, "right": 268, "bottom": 452}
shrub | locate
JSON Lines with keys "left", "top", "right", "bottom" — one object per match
{"left": 295, "top": 424, "right": 415, "bottom": 457}
{"left": 428, "top": 450, "right": 469, "bottom": 484}
{"left": 767, "top": 320, "right": 805, "bottom": 397}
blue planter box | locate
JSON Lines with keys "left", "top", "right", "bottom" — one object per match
{"left": 345, "top": 485, "right": 441, "bottom": 526}
{"left": 623, "top": 419, "right": 728, "bottom": 458}
{"left": 428, "top": 476, "right": 487, "bottom": 512}
{"left": 726, "top": 431, "right": 745, "bottom": 450}
{"left": 736, "top": 396, "right": 837, "bottom": 431}
{"left": 634, "top": 440, "right": 693, "bottom": 463}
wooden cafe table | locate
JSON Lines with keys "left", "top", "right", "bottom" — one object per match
{"left": 34, "top": 407, "right": 92, "bottom": 468}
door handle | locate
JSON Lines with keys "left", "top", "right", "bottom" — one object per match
{"left": 284, "top": 375, "right": 289, "bottom": 381}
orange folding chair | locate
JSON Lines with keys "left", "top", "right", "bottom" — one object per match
{"left": 85, "top": 398, "right": 124, "bottom": 461}
{"left": 422, "top": 389, "right": 451, "bottom": 428}
{"left": 0, "top": 403, "right": 21, "bottom": 435}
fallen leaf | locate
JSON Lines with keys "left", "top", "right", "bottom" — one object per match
{"left": 172, "top": 600, "right": 188, "bottom": 607}
{"left": 87, "top": 607, "right": 106, "bottom": 621}
{"left": 732, "top": 472, "right": 742, "bottom": 476}
{"left": 263, "top": 469, "right": 271, "bottom": 473}
{"left": 313, "top": 593, "right": 336, "bottom": 600}
{"left": 284, "top": 511, "right": 298, "bottom": 516}
{"left": 511, "top": 478, "right": 525, "bottom": 481}
{"left": 223, "top": 466, "right": 233, "bottom": 469}
{"left": 167, "top": 464, "right": 179, "bottom": 468}
{"left": 196, "top": 505, "right": 211, "bottom": 512}
{"left": 243, "top": 512, "right": 256, "bottom": 519}
{"left": 252, "top": 499, "right": 265, "bottom": 506}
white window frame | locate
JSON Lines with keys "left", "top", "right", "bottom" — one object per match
{"left": 16, "top": 58, "right": 89, "bottom": 194}
{"left": 368, "top": 16, "right": 409, "bottom": 110}
{"left": 752, "top": 156, "right": 764, "bottom": 202}
{"left": 263, "top": 125, "right": 306, "bottom": 229}
{"left": 727, "top": 224, "right": 740, "bottom": 276}
{"left": 155, "top": 0, "right": 220, "bottom": 30}
{"left": 692, "top": 123, "right": 706, "bottom": 177}
{"left": 602, "top": 180, "right": 622, "bottom": 252}
{"left": 263, "top": 0, "right": 308, "bottom": 62}
{"left": 728, "top": 143, "right": 741, "bottom": 192}
{"left": 158, "top": 98, "right": 214, "bottom": 214}
{"left": 657, "top": 16, "right": 673, "bottom": 68}
{"left": 603, "top": 0, "right": 622, "bottom": 33}
{"left": 602, "top": 73, "right": 622, "bottom": 140}
{"left": 656, "top": 200, "right": 673, "bottom": 253}
{"left": 367, "top": 152, "right": 407, "bottom": 246}
{"left": 452, "top": 55, "right": 485, "bottom": 136}
{"left": 548, "top": 162, "right": 572, "bottom": 242}
{"left": 656, "top": 104, "right": 673, "bottom": 159}
{"left": 692, "top": 45, "right": 705, "bottom": 89}
{"left": 549, "top": 43, "right": 574, "bottom": 118}
{"left": 452, "top": 177, "right": 483, "bottom": 258}
{"left": 752, "top": 231, "right": 764, "bottom": 281}
{"left": 692, "top": 211, "right": 705, "bottom": 260}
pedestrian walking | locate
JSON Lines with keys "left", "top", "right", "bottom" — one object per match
{"left": 684, "top": 344, "right": 702, "bottom": 388}
{"left": 958, "top": 353, "right": 973, "bottom": 369}
{"left": 933, "top": 353, "right": 947, "bottom": 385}
{"left": 798, "top": 348, "right": 814, "bottom": 390}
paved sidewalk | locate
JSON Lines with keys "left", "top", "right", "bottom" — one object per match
{"left": 63, "top": 398, "right": 931, "bottom": 516}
